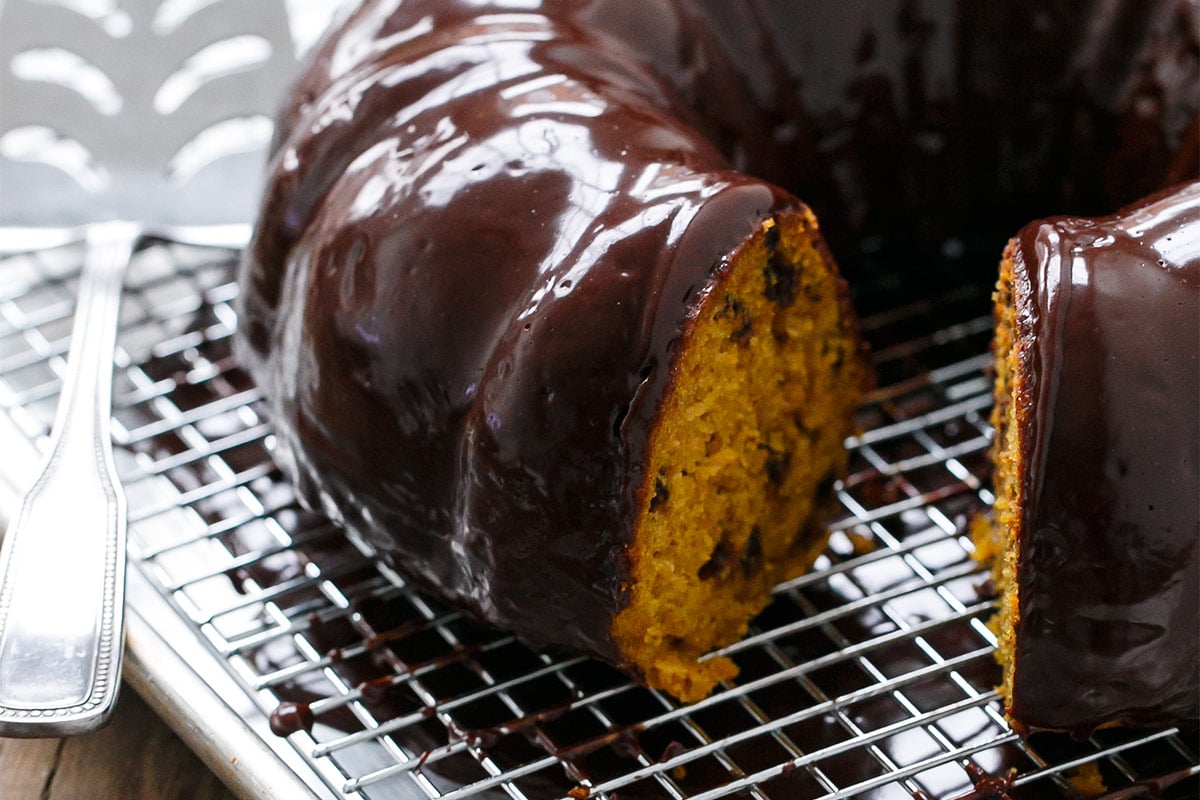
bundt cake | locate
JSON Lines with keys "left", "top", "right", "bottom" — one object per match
{"left": 978, "top": 181, "right": 1200, "bottom": 736}
{"left": 238, "top": 0, "right": 870, "bottom": 702}
{"left": 238, "top": 0, "right": 1199, "bottom": 704}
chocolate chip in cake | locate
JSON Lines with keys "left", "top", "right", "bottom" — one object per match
{"left": 649, "top": 478, "right": 670, "bottom": 512}
{"left": 698, "top": 538, "right": 732, "bottom": 580}
{"left": 764, "top": 218, "right": 781, "bottom": 251}
{"left": 715, "top": 294, "right": 752, "bottom": 346}
{"left": 762, "top": 445, "right": 791, "bottom": 487}
{"left": 740, "top": 527, "right": 763, "bottom": 577}
{"left": 764, "top": 254, "right": 797, "bottom": 307}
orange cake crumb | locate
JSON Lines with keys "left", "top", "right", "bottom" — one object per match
{"left": 611, "top": 210, "right": 867, "bottom": 702}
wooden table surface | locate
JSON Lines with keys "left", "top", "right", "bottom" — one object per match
{"left": 0, "top": 686, "right": 235, "bottom": 800}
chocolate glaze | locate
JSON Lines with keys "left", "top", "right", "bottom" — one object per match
{"left": 956, "top": 762, "right": 1015, "bottom": 800}
{"left": 255, "top": 0, "right": 1200, "bottom": 288}
{"left": 1009, "top": 182, "right": 1200, "bottom": 736}
{"left": 269, "top": 700, "right": 315, "bottom": 737}
{"left": 237, "top": 0, "right": 1199, "bottom": 703}
{"left": 238, "top": 0, "right": 854, "bottom": 670}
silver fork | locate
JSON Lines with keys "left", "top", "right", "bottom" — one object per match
{"left": 0, "top": 0, "right": 301, "bottom": 737}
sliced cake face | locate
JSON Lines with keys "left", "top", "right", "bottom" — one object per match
{"left": 988, "top": 182, "right": 1200, "bottom": 735}
{"left": 611, "top": 211, "right": 867, "bottom": 702}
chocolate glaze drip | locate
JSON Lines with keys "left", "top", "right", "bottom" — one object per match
{"left": 1010, "top": 181, "right": 1200, "bottom": 736}
{"left": 269, "top": 700, "right": 315, "bottom": 737}
{"left": 237, "top": 0, "right": 1198, "bottom": 711}
{"left": 956, "top": 762, "right": 1016, "bottom": 800}
{"left": 250, "top": 523, "right": 1196, "bottom": 797}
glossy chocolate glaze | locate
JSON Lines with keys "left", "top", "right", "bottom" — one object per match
{"left": 1010, "top": 181, "right": 1200, "bottom": 735}
{"left": 237, "top": 0, "right": 1199, "bottom": 697}
{"left": 956, "top": 762, "right": 1015, "bottom": 800}
{"left": 239, "top": 0, "right": 834, "bottom": 667}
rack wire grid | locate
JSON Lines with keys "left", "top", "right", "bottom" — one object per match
{"left": 0, "top": 236, "right": 1196, "bottom": 800}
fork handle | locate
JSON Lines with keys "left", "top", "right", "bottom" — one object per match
{"left": 0, "top": 221, "right": 140, "bottom": 736}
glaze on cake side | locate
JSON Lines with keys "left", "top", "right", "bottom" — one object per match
{"left": 239, "top": 0, "right": 874, "bottom": 698}
{"left": 985, "top": 181, "right": 1200, "bottom": 736}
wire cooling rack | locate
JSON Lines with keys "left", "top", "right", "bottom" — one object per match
{"left": 0, "top": 237, "right": 1196, "bottom": 800}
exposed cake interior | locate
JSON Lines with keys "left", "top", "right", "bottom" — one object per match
{"left": 611, "top": 210, "right": 865, "bottom": 702}
{"left": 974, "top": 240, "right": 1023, "bottom": 719}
